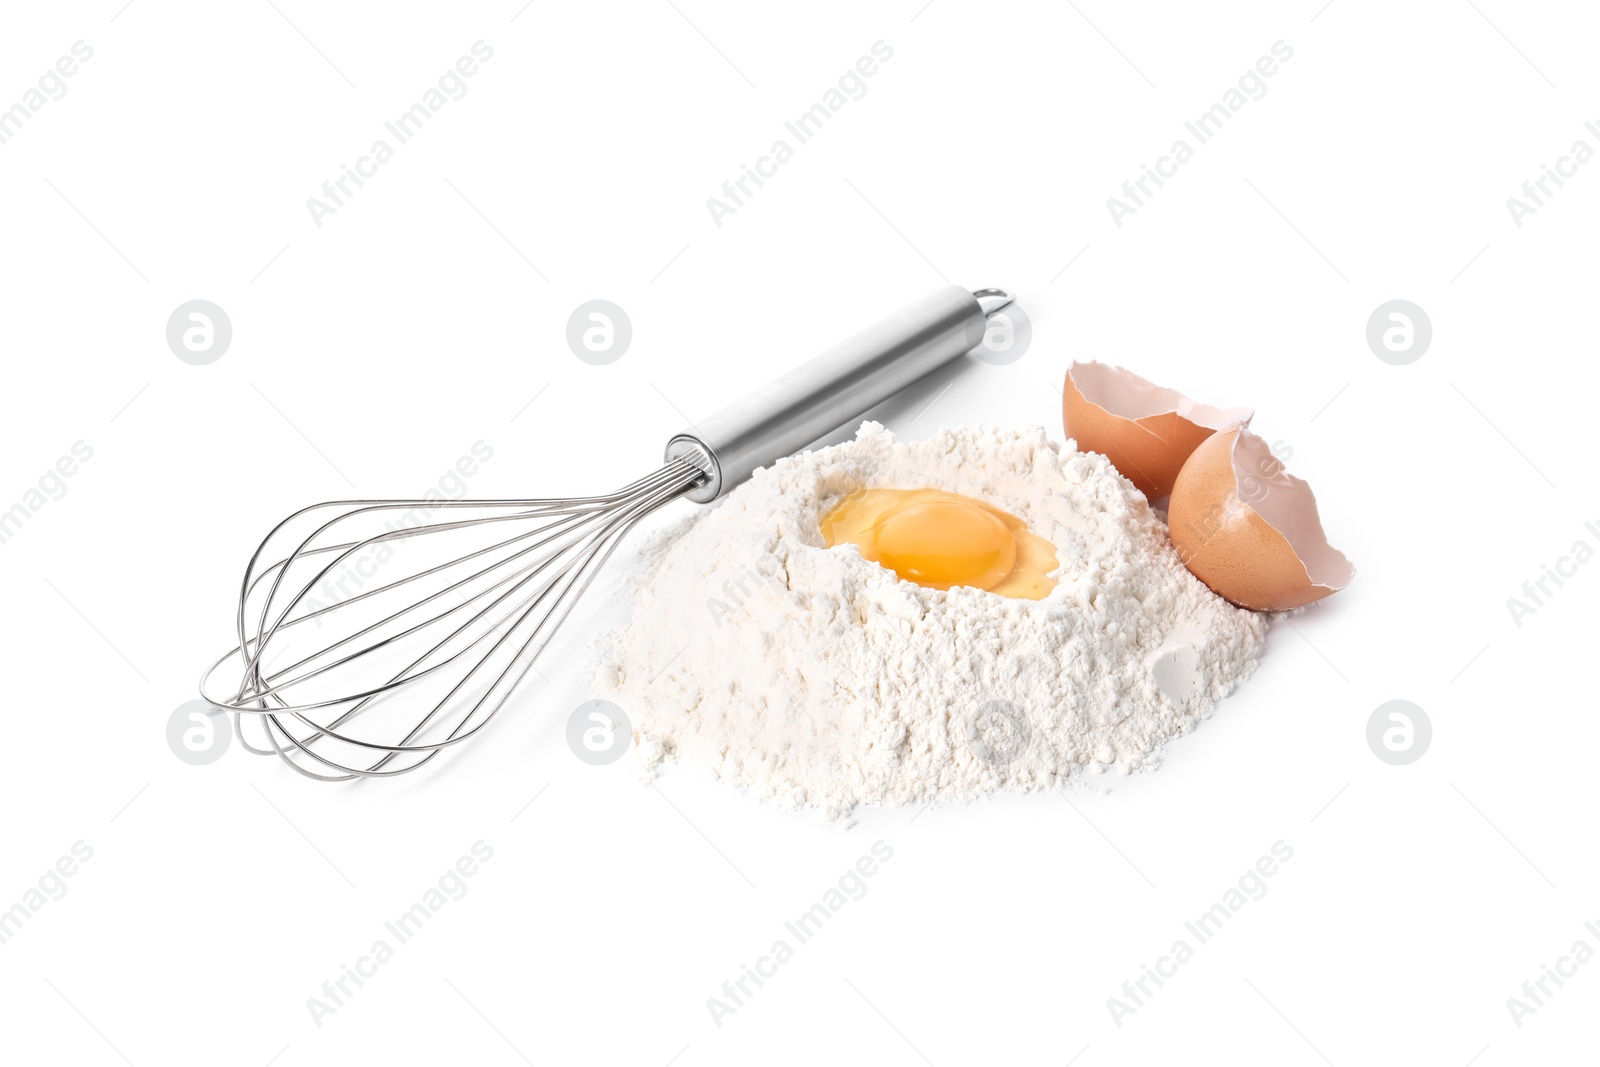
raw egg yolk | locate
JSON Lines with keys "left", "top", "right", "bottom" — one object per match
{"left": 870, "top": 499, "right": 1015, "bottom": 590}
{"left": 820, "top": 489, "right": 1058, "bottom": 600}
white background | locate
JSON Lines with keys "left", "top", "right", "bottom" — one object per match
{"left": 1, "top": 1, "right": 1595, "bottom": 1063}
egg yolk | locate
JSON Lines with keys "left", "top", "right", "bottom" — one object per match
{"left": 820, "top": 488, "right": 1058, "bottom": 600}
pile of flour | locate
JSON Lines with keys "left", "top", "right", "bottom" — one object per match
{"left": 590, "top": 423, "right": 1266, "bottom": 820}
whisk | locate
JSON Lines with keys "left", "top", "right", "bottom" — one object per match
{"left": 201, "top": 284, "right": 1015, "bottom": 780}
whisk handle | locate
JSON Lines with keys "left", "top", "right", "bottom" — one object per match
{"left": 664, "top": 284, "right": 1013, "bottom": 502}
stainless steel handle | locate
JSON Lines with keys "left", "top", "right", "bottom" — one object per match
{"left": 665, "top": 284, "right": 1013, "bottom": 502}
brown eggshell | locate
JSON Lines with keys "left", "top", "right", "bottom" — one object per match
{"left": 1168, "top": 425, "right": 1354, "bottom": 611}
{"left": 1062, "top": 361, "right": 1253, "bottom": 499}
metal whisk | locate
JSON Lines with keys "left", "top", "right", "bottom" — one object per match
{"left": 202, "top": 284, "right": 1015, "bottom": 780}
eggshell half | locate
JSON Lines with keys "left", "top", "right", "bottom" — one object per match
{"left": 1168, "top": 425, "right": 1354, "bottom": 611}
{"left": 1062, "top": 361, "right": 1254, "bottom": 499}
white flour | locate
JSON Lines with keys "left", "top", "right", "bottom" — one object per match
{"left": 591, "top": 423, "right": 1266, "bottom": 821}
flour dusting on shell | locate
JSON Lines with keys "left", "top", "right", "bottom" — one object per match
{"left": 591, "top": 423, "right": 1266, "bottom": 821}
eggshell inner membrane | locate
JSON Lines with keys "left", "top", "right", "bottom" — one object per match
{"left": 1072, "top": 361, "right": 1255, "bottom": 428}
{"left": 1228, "top": 431, "right": 1354, "bottom": 593}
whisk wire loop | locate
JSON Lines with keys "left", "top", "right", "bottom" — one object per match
{"left": 201, "top": 460, "right": 705, "bottom": 781}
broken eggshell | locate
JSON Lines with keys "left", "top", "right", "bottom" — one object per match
{"left": 1061, "top": 361, "right": 1254, "bottom": 500}
{"left": 1168, "top": 424, "right": 1354, "bottom": 611}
